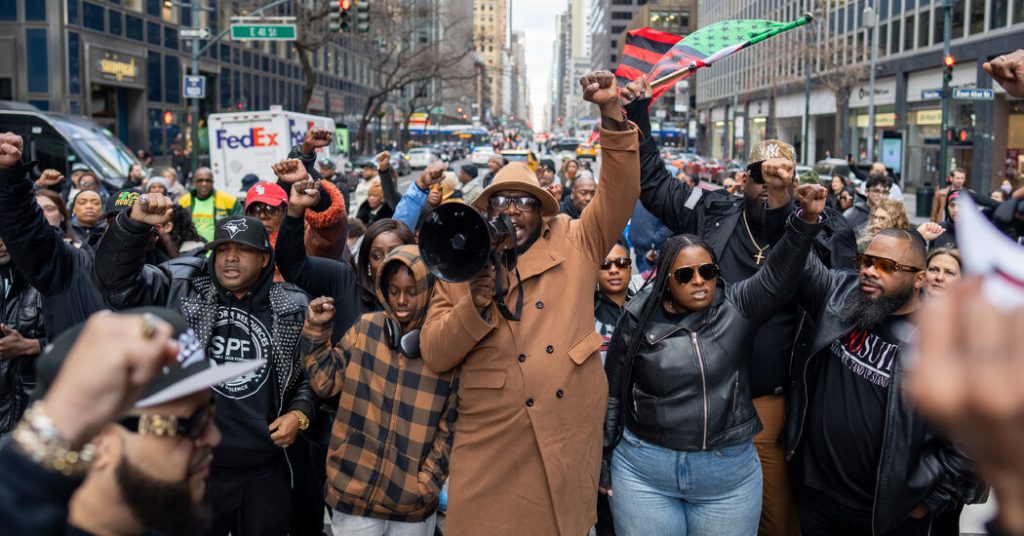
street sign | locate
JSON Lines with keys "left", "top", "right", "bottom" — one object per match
{"left": 953, "top": 88, "right": 994, "bottom": 101}
{"left": 178, "top": 27, "right": 211, "bottom": 40}
{"left": 230, "top": 24, "right": 297, "bottom": 41}
{"left": 183, "top": 75, "right": 206, "bottom": 99}
{"left": 921, "top": 88, "right": 942, "bottom": 100}
{"left": 430, "top": 107, "right": 445, "bottom": 114}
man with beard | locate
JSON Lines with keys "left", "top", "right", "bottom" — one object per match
{"left": 1, "top": 307, "right": 262, "bottom": 535}
{"left": 559, "top": 173, "right": 597, "bottom": 219}
{"left": 420, "top": 71, "right": 640, "bottom": 535}
{"left": 91, "top": 196, "right": 314, "bottom": 536}
{"left": 785, "top": 228, "right": 984, "bottom": 535}
{"left": 623, "top": 76, "right": 855, "bottom": 536}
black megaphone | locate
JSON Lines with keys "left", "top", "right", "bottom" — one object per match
{"left": 419, "top": 203, "right": 517, "bottom": 283}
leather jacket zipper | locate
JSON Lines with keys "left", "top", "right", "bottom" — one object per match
{"left": 690, "top": 332, "right": 709, "bottom": 450}
{"left": 787, "top": 351, "right": 815, "bottom": 462}
{"left": 870, "top": 365, "right": 897, "bottom": 536}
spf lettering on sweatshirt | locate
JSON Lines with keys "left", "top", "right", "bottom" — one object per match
{"left": 209, "top": 307, "right": 272, "bottom": 399}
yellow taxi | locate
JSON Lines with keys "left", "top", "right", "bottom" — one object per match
{"left": 576, "top": 143, "right": 599, "bottom": 160}
{"left": 499, "top": 149, "right": 539, "bottom": 171}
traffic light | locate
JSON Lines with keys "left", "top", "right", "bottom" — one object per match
{"left": 946, "top": 127, "right": 974, "bottom": 145}
{"left": 943, "top": 54, "right": 955, "bottom": 83}
{"left": 329, "top": 0, "right": 352, "bottom": 33}
{"left": 355, "top": 0, "right": 370, "bottom": 33}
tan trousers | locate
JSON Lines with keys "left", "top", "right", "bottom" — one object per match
{"left": 752, "top": 394, "right": 800, "bottom": 536}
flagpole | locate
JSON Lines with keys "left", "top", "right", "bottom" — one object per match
{"left": 651, "top": 12, "right": 815, "bottom": 89}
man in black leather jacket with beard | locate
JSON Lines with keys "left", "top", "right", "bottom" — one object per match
{"left": 92, "top": 195, "right": 314, "bottom": 536}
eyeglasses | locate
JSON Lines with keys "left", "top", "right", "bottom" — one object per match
{"left": 747, "top": 162, "right": 765, "bottom": 184}
{"left": 118, "top": 400, "right": 215, "bottom": 440}
{"left": 489, "top": 195, "right": 540, "bottom": 212}
{"left": 246, "top": 204, "right": 282, "bottom": 218}
{"left": 868, "top": 187, "right": 891, "bottom": 195}
{"left": 673, "top": 263, "right": 720, "bottom": 284}
{"left": 600, "top": 257, "right": 632, "bottom": 270}
{"left": 853, "top": 253, "right": 923, "bottom": 275}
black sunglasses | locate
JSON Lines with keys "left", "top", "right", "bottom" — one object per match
{"left": 747, "top": 162, "right": 765, "bottom": 184}
{"left": 489, "top": 195, "right": 540, "bottom": 212}
{"left": 673, "top": 263, "right": 720, "bottom": 284}
{"left": 246, "top": 204, "right": 282, "bottom": 218}
{"left": 601, "top": 257, "right": 632, "bottom": 270}
{"left": 119, "top": 400, "right": 215, "bottom": 439}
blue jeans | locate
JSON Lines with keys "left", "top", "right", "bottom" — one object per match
{"left": 609, "top": 428, "right": 763, "bottom": 536}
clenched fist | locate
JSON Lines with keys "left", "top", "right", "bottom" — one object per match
{"left": 580, "top": 71, "right": 621, "bottom": 111}
{"left": 300, "top": 127, "right": 333, "bottom": 154}
{"left": 36, "top": 169, "right": 65, "bottom": 188}
{"left": 794, "top": 184, "right": 827, "bottom": 224}
{"left": 0, "top": 132, "right": 23, "bottom": 169}
{"left": 272, "top": 159, "right": 310, "bottom": 184}
{"left": 416, "top": 162, "right": 447, "bottom": 191}
{"left": 287, "top": 179, "right": 321, "bottom": 217}
{"left": 761, "top": 159, "right": 795, "bottom": 191}
{"left": 376, "top": 151, "right": 391, "bottom": 173}
{"left": 130, "top": 193, "right": 174, "bottom": 226}
{"left": 306, "top": 296, "right": 336, "bottom": 327}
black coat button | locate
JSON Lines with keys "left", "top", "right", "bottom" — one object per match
{"left": 536, "top": 301, "right": 544, "bottom": 309}
{"left": 526, "top": 398, "right": 534, "bottom": 407}
{"left": 556, "top": 389, "right": 564, "bottom": 398}
{"left": 546, "top": 345, "right": 554, "bottom": 353}
{"left": 518, "top": 354, "right": 526, "bottom": 363}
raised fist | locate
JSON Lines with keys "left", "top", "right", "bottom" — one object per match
{"left": 416, "top": 162, "right": 446, "bottom": 190}
{"left": 619, "top": 75, "right": 652, "bottom": 106}
{"left": 130, "top": 193, "right": 174, "bottom": 226}
{"left": 0, "top": 132, "right": 23, "bottom": 169}
{"left": 36, "top": 169, "right": 65, "bottom": 187}
{"left": 376, "top": 151, "right": 391, "bottom": 173}
{"left": 272, "top": 159, "right": 310, "bottom": 184}
{"left": 917, "top": 222, "right": 946, "bottom": 242}
{"left": 761, "top": 159, "right": 795, "bottom": 190}
{"left": 580, "top": 71, "right": 621, "bottom": 110}
{"left": 287, "top": 179, "right": 321, "bottom": 217}
{"left": 301, "top": 127, "right": 333, "bottom": 154}
{"left": 794, "top": 184, "right": 827, "bottom": 224}
{"left": 306, "top": 296, "right": 336, "bottom": 327}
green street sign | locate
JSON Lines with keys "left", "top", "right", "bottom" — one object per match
{"left": 230, "top": 24, "right": 296, "bottom": 41}
{"left": 335, "top": 127, "right": 349, "bottom": 154}
{"left": 430, "top": 107, "right": 445, "bottom": 114}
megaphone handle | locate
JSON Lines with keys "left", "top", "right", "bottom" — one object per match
{"left": 491, "top": 254, "right": 524, "bottom": 322}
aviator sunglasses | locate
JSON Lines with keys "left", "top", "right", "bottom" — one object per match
{"left": 673, "top": 263, "right": 720, "bottom": 284}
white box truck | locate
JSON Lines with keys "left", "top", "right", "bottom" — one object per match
{"left": 207, "top": 106, "right": 342, "bottom": 195}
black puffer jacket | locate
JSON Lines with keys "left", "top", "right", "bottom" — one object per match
{"left": 0, "top": 162, "right": 105, "bottom": 337}
{"left": 785, "top": 257, "right": 986, "bottom": 534}
{"left": 0, "top": 269, "right": 46, "bottom": 435}
{"left": 603, "top": 213, "right": 823, "bottom": 483}
{"left": 92, "top": 213, "right": 315, "bottom": 422}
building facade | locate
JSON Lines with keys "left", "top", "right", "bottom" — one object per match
{"left": 696, "top": 0, "right": 1024, "bottom": 193}
{"left": 0, "top": 0, "right": 381, "bottom": 159}
{"left": 590, "top": 0, "right": 650, "bottom": 72}
{"left": 473, "top": 0, "right": 507, "bottom": 122}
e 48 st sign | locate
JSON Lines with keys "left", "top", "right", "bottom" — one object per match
{"left": 230, "top": 24, "right": 297, "bottom": 41}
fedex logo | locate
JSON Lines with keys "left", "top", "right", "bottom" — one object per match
{"left": 288, "top": 120, "right": 318, "bottom": 148}
{"left": 215, "top": 127, "right": 279, "bottom": 149}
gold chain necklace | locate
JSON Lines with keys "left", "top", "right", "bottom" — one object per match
{"left": 741, "top": 211, "right": 770, "bottom": 265}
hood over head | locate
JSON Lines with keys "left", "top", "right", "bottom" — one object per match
{"left": 375, "top": 244, "right": 434, "bottom": 329}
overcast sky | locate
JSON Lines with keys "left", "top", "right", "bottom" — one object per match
{"left": 510, "top": 0, "right": 569, "bottom": 129}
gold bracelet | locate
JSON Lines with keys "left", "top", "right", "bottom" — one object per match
{"left": 11, "top": 401, "right": 95, "bottom": 477}
{"left": 290, "top": 410, "right": 310, "bottom": 431}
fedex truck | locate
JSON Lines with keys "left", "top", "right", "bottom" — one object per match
{"left": 207, "top": 106, "right": 342, "bottom": 195}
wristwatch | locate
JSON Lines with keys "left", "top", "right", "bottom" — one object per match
{"left": 12, "top": 401, "right": 95, "bottom": 477}
{"left": 290, "top": 410, "right": 310, "bottom": 431}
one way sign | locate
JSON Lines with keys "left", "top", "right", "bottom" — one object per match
{"left": 183, "top": 75, "right": 206, "bottom": 99}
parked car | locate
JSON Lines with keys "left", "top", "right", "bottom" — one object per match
{"left": 500, "top": 149, "right": 539, "bottom": 171}
{"left": 471, "top": 145, "right": 497, "bottom": 165}
{"left": 407, "top": 147, "right": 438, "bottom": 169}
{"left": 814, "top": 158, "right": 857, "bottom": 185}
{"left": 390, "top": 151, "right": 411, "bottom": 176}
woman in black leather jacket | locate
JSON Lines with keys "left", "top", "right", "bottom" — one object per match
{"left": 602, "top": 185, "right": 827, "bottom": 535}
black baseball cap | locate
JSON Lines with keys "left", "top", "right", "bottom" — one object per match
{"left": 204, "top": 216, "right": 272, "bottom": 253}
{"left": 103, "top": 188, "right": 143, "bottom": 218}
{"left": 34, "top": 307, "right": 264, "bottom": 409}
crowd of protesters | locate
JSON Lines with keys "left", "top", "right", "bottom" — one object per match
{"left": 0, "top": 50, "right": 1023, "bottom": 536}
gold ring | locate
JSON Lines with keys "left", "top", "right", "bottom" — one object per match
{"left": 140, "top": 313, "right": 160, "bottom": 339}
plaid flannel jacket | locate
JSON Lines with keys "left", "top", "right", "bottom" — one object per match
{"left": 302, "top": 312, "right": 458, "bottom": 522}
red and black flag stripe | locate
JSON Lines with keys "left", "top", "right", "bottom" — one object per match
{"left": 614, "top": 28, "right": 682, "bottom": 87}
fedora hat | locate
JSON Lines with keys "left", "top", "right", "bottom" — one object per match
{"left": 471, "top": 162, "right": 559, "bottom": 217}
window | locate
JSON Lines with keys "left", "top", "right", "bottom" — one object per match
{"left": 612, "top": 11, "right": 632, "bottom": 19}
{"left": 969, "top": 0, "right": 985, "bottom": 33}
{"left": 83, "top": 2, "right": 104, "bottom": 31}
{"left": 26, "top": 29, "right": 49, "bottom": 93}
{"left": 0, "top": 78, "right": 12, "bottom": 99}
{"left": 1015, "top": 0, "right": 1024, "bottom": 23}
{"left": 28, "top": 100, "right": 50, "bottom": 110}
{"left": 878, "top": 24, "right": 888, "bottom": 56}
{"left": 952, "top": 0, "right": 965, "bottom": 37}
{"left": 67, "top": 0, "right": 78, "bottom": 23}
{"left": 68, "top": 31, "right": 81, "bottom": 95}
{"left": 164, "top": 26, "right": 177, "bottom": 49}
{"left": 991, "top": 0, "right": 1008, "bottom": 28}
{"left": 0, "top": 0, "right": 15, "bottom": 21}
{"left": 164, "top": 55, "right": 180, "bottom": 104}
{"left": 890, "top": 20, "right": 900, "bottom": 53}
{"left": 220, "top": 67, "right": 231, "bottom": 109}
{"left": 25, "top": 0, "right": 45, "bottom": 20}
{"left": 126, "top": 15, "right": 142, "bottom": 40}
{"left": 145, "top": 0, "right": 158, "bottom": 17}
{"left": 918, "top": 10, "right": 930, "bottom": 47}
{"left": 108, "top": 10, "right": 121, "bottom": 36}
{"left": 611, "top": 25, "right": 626, "bottom": 34}
{"left": 147, "top": 21, "right": 160, "bottom": 46}
{"left": 903, "top": 14, "right": 914, "bottom": 50}
{"left": 243, "top": 50, "right": 251, "bottom": 68}
{"left": 147, "top": 50, "right": 162, "bottom": 102}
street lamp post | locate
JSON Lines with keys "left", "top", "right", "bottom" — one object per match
{"left": 863, "top": 3, "right": 879, "bottom": 162}
{"left": 938, "top": 0, "right": 954, "bottom": 183}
